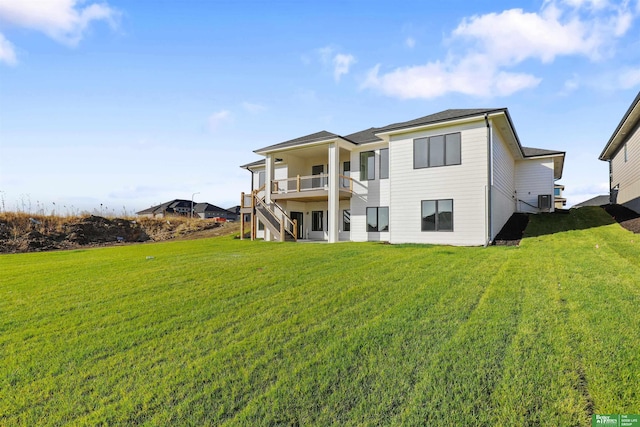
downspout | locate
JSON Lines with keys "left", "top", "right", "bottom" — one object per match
{"left": 484, "top": 114, "right": 493, "bottom": 247}
{"left": 608, "top": 159, "right": 613, "bottom": 204}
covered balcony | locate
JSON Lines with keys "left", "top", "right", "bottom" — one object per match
{"left": 271, "top": 173, "right": 353, "bottom": 202}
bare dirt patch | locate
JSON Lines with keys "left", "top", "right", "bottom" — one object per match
{"left": 0, "top": 213, "right": 241, "bottom": 254}
{"left": 601, "top": 204, "right": 640, "bottom": 234}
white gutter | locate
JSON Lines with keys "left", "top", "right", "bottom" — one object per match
{"left": 484, "top": 113, "right": 493, "bottom": 247}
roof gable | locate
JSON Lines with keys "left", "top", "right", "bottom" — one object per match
{"left": 600, "top": 91, "right": 640, "bottom": 160}
{"left": 254, "top": 130, "right": 342, "bottom": 153}
{"left": 375, "top": 108, "right": 506, "bottom": 134}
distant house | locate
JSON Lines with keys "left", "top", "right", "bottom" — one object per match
{"left": 137, "top": 199, "right": 237, "bottom": 220}
{"left": 554, "top": 184, "right": 566, "bottom": 209}
{"left": 573, "top": 195, "right": 610, "bottom": 208}
{"left": 599, "top": 91, "right": 640, "bottom": 213}
{"left": 239, "top": 108, "right": 565, "bottom": 245}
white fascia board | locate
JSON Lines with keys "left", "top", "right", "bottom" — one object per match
{"left": 599, "top": 92, "right": 640, "bottom": 160}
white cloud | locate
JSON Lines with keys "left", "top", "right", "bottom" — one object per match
{"left": 405, "top": 36, "right": 416, "bottom": 48}
{"left": 0, "top": 33, "right": 17, "bottom": 65}
{"left": 0, "top": 0, "right": 118, "bottom": 64}
{"left": 208, "top": 110, "right": 231, "bottom": 131}
{"left": 333, "top": 53, "right": 356, "bottom": 82}
{"left": 562, "top": 74, "right": 581, "bottom": 93}
{"left": 618, "top": 67, "right": 640, "bottom": 88}
{"left": 363, "top": 59, "right": 541, "bottom": 99}
{"left": 363, "top": 0, "right": 637, "bottom": 99}
{"left": 242, "top": 102, "right": 266, "bottom": 113}
{"left": 315, "top": 46, "right": 357, "bottom": 82}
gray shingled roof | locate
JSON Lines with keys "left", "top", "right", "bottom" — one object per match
{"left": 242, "top": 108, "right": 565, "bottom": 172}
{"left": 375, "top": 108, "right": 506, "bottom": 134}
{"left": 573, "top": 195, "right": 610, "bottom": 208}
{"left": 240, "top": 158, "right": 266, "bottom": 169}
{"left": 522, "top": 147, "right": 565, "bottom": 157}
{"left": 343, "top": 127, "right": 383, "bottom": 144}
{"left": 254, "top": 130, "right": 342, "bottom": 153}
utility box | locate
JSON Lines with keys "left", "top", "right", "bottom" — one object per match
{"left": 538, "top": 194, "right": 552, "bottom": 209}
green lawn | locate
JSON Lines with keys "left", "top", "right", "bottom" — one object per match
{"left": 1, "top": 207, "right": 638, "bottom": 426}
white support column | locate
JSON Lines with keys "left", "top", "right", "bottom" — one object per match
{"left": 328, "top": 142, "right": 340, "bottom": 243}
{"left": 265, "top": 154, "right": 274, "bottom": 241}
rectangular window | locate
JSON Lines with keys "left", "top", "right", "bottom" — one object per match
{"left": 554, "top": 188, "right": 561, "bottom": 196}
{"left": 624, "top": 143, "right": 628, "bottom": 162}
{"left": 258, "top": 171, "right": 266, "bottom": 188}
{"left": 380, "top": 149, "right": 389, "bottom": 179}
{"left": 342, "top": 161, "right": 351, "bottom": 188}
{"left": 360, "top": 151, "right": 375, "bottom": 181}
{"left": 414, "top": 132, "right": 461, "bottom": 169}
{"left": 366, "top": 207, "right": 389, "bottom": 232}
{"left": 343, "top": 209, "right": 350, "bottom": 232}
{"left": 312, "top": 210, "right": 323, "bottom": 231}
{"left": 421, "top": 199, "right": 453, "bottom": 232}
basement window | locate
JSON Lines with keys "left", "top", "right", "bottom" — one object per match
{"left": 367, "top": 207, "right": 389, "bottom": 232}
{"left": 312, "top": 211, "right": 324, "bottom": 231}
{"left": 421, "top": 199, "right": 453, "bottom": 232}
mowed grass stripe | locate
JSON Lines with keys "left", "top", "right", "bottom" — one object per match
{"left": 488, "top": 244, "right": 587, "bottom": 426}
{"left": 396, "top": 257, "right": 526, "bottom": 426}
{"left": 225, "top": 248, "right": 513, "bottom": 426}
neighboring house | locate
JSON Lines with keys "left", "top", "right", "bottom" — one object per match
{"left": 573, "top": 195, "right": 610, "bottom": 208}
{"left": 137, "top": 199, "right": 236, "bottom": 220}
{"left": 239, "top": 108, "right": 565, "bottom": 245}
{"left": 599, "top": 91, "right": 640, "bottom": 214}
{"left": 554, "top": 184, "right": 567, "bottom": 209}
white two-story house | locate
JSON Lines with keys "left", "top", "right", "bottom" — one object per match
{"left": 240, "top": 108, "right": 565, "bottom": 246}
{"left": 599, "top": 91, "right": 640, "bottom": 214}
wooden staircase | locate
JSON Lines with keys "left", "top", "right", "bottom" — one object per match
{"left": 240, "top": 189, "right": 297, "bottom": 242}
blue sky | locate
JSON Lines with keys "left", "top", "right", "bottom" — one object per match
{"left": 1, "top": 0, "right": 639, "bottom": 215}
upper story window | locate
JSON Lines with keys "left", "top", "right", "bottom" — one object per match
{"left": 258, "top": 171, "right": 266, "bottom": 188}
{"left": 414, "top": 132, "right": 461, "bottom": 169}
{"left": 380, "top": 149, "right": 389, "bottom": 179}
{"left": 360, "top": 151, "right": 375, "bottom": 181}
{"left": 624, "top": 143, "right": 628, "bottom": 162}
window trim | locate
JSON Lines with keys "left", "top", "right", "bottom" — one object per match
{"left": 343, "top": 209, "right": 351, "bottom": 232}
{"left": 379, "top": 148, "right": 389, "bottom": 179}
{"left": 311, "top": 210, "right": 324, "bottom": 232}
{"left": 360, "top": 151, "right": 375, "bottom": 181}
{"left": 366, "top": 206, "right": 389, "bottom": 232}
{"left": 414, "top": 132, "right": 461, "bottom": 169}
{"left": 421, "top": 199, "right": 454, "bottom": 232}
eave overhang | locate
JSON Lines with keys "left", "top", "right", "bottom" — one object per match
{"left": 599, "top": 91, "right": 640, "bottom": 161}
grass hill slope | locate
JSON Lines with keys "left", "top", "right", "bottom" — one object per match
{"left": 0, "top": 207, "right": 638, "bottom": 425}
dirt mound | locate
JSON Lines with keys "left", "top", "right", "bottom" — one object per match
{"left": 602, "top": 204, "right": 640, "bottom": 234}
{"left": 0, "top": 214, "right": 239, "bottom": 254}
{"left": 493, "top": 213, "right": 529, "bottom": 246}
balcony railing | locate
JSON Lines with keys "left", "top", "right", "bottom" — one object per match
{"left": 271, "top": 174, "right": 353, "bottom": 194}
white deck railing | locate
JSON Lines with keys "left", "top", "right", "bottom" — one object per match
{"left": 272, "top": 174, "right": 353, "bottom": 194}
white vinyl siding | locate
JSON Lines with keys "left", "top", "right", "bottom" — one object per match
{"left": 515, "top": 159, "right": 555, "bottom": 213}
{"left": 350, "top": 145, "right": 391, "bottom": 242}
{"left": 389, "top": 120, "right": 489, "bottom": 246}
{"left": 611, "top": 123, "right": 640, "bottom": 212}
{"left": 491, "top": 127, "right": 516, "bottom": 240}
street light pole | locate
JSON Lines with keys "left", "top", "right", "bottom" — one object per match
{"left": 191, "top": 192, "right": 200, "bottom": 219}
